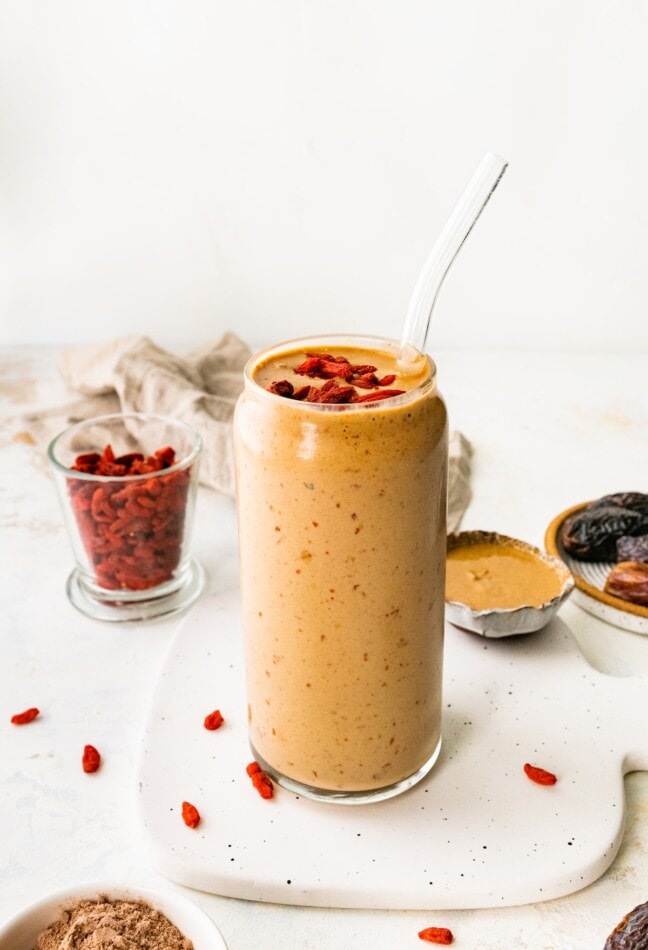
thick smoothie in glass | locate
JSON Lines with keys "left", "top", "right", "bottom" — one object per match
{"left": 234, "top": 335, "right": 448, "bottom": 802}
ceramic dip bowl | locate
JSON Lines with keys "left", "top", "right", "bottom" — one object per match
{"left": 445, "top": 530, "right": 574, "bottom": 638}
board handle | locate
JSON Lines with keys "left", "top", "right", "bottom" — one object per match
{"left": 605, "top": 674, "right": 648, "bottom": 773}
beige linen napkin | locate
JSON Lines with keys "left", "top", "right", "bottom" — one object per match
{"left": 23, "top": 333, "right": 250, "bottom": 496}
{"left": 447, "top": 430, "right": 473, "bottom": 533}
{"left": 23, "top": 334, "right": 472, "bottom": 526}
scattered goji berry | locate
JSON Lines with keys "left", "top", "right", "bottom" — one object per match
{"left": 82, "top": 744, "right": 101, "bottom": 773}
{"left": 10, "top": 707, "right": 40, "bottom": 725}
{"left": 181, "top": 801, "right": 201, "bottom": 829}
{"left": 523, "top": 762, "right": 557, "bottom": 785}
{"left": 418, "top": 926, "right": 454, "bottom": 944}
{"left": 204, "top": 710, "right": 224, "bottom": 731}
{"left": 246, "top": 761, "right": 274, "bottom": 799}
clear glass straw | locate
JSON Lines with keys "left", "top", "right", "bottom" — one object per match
{"left": 399, "top": 152, "right": 508, "bottom": 358}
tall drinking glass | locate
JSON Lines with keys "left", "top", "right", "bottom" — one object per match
{"left": 234, "top": 335, "right": 448, "bottom": 803}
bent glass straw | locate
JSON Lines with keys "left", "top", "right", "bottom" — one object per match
{"left": 399, "top": 152, "right": 508, "bottom": 358}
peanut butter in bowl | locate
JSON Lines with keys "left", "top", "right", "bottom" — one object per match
{"left": 445, "top": 531, "right": 574, "bottom": 637}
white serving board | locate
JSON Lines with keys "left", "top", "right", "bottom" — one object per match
{"left": 137, "top": 590, "right": 648, "bottom": 910}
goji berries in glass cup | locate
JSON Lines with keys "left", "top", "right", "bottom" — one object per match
{"left": 48, "top": 412, "right": 204, "bottom": 622}
{"left": 234, "top": 335, "right": 448, "bottom": 803}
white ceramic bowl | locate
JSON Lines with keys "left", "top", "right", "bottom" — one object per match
{"left": 445, "top": 530, "right": 575, "bottom": 638}
{"left": 0, "top": 881, "right": 227, "bottom": 950}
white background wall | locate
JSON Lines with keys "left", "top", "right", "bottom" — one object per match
{"left": 1, "top": 1, "right": 647, "bottom": 352}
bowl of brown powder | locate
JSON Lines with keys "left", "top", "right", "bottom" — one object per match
{"left": 0, "top": 881, "right": 227, "bottom": 950}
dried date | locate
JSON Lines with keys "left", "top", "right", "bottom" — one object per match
{"left": 561, "top": 506, "right": 648, "bottom": 561}
{"left": 590, "top": 492, "right": 648, "bottom": 517}
{"left": 604, "top": 899, "right": 648, "bottom": 948}
{"left": 617, "top": 534, "right": 648, "bottom": 563}
{"left": 604, "top": 561, "right": 648, "bottom": 607}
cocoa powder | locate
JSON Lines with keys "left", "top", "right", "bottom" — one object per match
{"left": 34, "top": 896, "right": 193, "bottom": 949}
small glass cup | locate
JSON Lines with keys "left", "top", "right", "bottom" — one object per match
{"left": 48, "top": 412, "right": 204, "bottom": 622}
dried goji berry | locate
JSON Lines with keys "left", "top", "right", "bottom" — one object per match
{"left": 523, "top": 762, "right": 557, "bottom": 785}
{"left": 269, "top": 380, "right": 295, "bottom": 397}
{"left": 181, "top": 801, "right": 201, "bottom": 828}
{"left": 11, "top": 707, "right": 39, "bottom": 725}
{"left": 114, "top": 452, "right": 144, "bottom": 466}
{"left": 252, "top": 772, "right": 274, "bottom": 799}
{"left": 73, "top": 452, "right": 101, "bottom": 470}
{"left": 308, "top": 384, "right": 356, "bottom": 404}
{"left": 351, "top": 363, "right": 377, "bottom": 375}
{"left": 82, "top": 744, "right": 101, "bottom": 773}
{"left": 418, "top": 926, "right": 454, "bottom": 944}
{"left": 354, "top": 389, "right": 406, "bottom": 402}
{"left": 69, "top": 443, "right": 191, "bottom": 593}
{"left": 246, "top": 761, "right": 274, "bottom": 799}
{"left": 155, "top": 446, "right": 176, "bottom": 467}
{"left": 295, "top": 355, "right": 325, "bottom": 376}
{"left": 204, "top": 710, "right": 224, "bottom": 731}
{"left": 319, "top": 359, "right": 355, "bottom": 380}
{"left": 268, "top": 352, "right": 408, "bottom": 404}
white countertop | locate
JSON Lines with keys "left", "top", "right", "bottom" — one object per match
{"left": 2, "top": 344, "right": 648, "bottom": 949}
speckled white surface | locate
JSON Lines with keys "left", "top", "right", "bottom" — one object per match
{"left": 139, "top": 590, "right": 648, "bottom": 909}
{"left": 2, "top": 345, "right": 648, "bottom": 949}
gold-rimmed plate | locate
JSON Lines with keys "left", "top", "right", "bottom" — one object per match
{"left": 545, "top": 502, "right": 648, "bottom": 635}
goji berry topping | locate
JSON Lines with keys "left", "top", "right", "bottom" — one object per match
{"left": 204, "top": 709, "right": 224, "bottom": 731}
{"left": 67, "top": 443, "right": 191, "bottom": 592}
{"left": 10, "top": 707, "right": 40, "bottom": 725}
{"left": 181, "top": 800, "right": 201, "bottom": 829}
{"left": 82, "top": 744, "right": 101, "bottom": 773}
{"left": 523, "top": 762, "right": 558, "bottom": 786}
{"left": 246, "top": 760, "right": 274, "bottom": 799}
{"left": 418, "top": 926, "right": 454, "bottom": 944}
{"left": 267, "top": 351, "right": 406, "bottom": 405}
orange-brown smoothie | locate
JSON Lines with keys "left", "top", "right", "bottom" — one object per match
{"left": 233, "top": 335, "right": 448, "bottom": 802}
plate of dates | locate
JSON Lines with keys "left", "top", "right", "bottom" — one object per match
{"left": 545, "top": 492, "right": 648, "bottom": 635}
